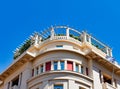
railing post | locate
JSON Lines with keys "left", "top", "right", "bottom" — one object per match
{"left": 50, "top": 27, "right": 54, "bottom": 40}
{"left": 35, "top": 34, "right": 39, "bottom": 45}
{"left": 105, "top": 47, "right": 112, "bottom": 57}
{"left": 82, "top": 31, "right": 87, "bottom": 43}
{"left": 66, "top": 27, "right": 69, "bottom": 39}
{"left": 38, "top": 36, "right": 42, "bottom": 44}
{"left": 88, "top": 35, "right": 91, "bottom": 44}
{"left": 105, "top": 47, "right": 109, "bottom": 56}
{"left": 109, "top": 49, "right": 113, "bottom": 57}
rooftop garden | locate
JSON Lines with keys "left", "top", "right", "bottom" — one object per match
{"left": 13, "top": 26, "right": 111, "bottom": 60}
{"left": 13, "top": 39, "right": 32, "bottom": 59}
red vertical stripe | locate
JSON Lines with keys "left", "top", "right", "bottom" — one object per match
{"left": 46, "top": 62, "right": 51, "bottom": 71}
{"left": 67, "top": 61, "right": 73, "bottom": 71}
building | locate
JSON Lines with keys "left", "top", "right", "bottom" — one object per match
{"left": 0, "top": 26, "right": 120, "bottom": 89}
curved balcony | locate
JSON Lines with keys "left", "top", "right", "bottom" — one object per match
{"left": 27, "top": 70, "right": 93, "bottom": 89}
{"left": 14, "top": 26, "right": 112, "bottom": 59}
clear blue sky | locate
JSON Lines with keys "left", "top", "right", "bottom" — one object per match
{"left": 0, "top": 0, "right": 120, "bottom": 73}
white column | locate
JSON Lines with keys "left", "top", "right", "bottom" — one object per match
{"left": 79, "top": 65, "right": 81, "bottom": 73}
{"left": 68, "top": 80, "right": 76, "bottom": 89}
{"left": 65, "top": 60, "right": 67, "bottom": 70}
{"left": 73, "top": 62, "right": 76, "bottom": 71}
{"left": 43, "top": 63, "right": 46, "bottom": 72}
{"left": 88, "top": 59, "right": 93, "bottom": 78}
{"left": 38, "top": 65, "right": 41, "bottom": 74}
{"left": 66, "top": 28, "right": 69, "bottom": 39}
{"left": 83, "top": 66, "right": 86, "bottom": 75}
{"left": 51, "top": 61, "right": 54, "bottom": 70}
{"left": 58, "top": 60, "right": 60, "bottom": 70}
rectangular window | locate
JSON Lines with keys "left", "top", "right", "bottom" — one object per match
{"left": 32, "top": 69, "right": 34, "bottom": 76}
{"left": 36, "top": 67, "right": 39, "bottom": 75}
{"left": 60, "top": 61, "right": 64, "bottom": 70}
{"left": 40, "top": 65, "right": 43, "bottom": 73}
{"left": 79, "top": 87, "right": 85, "bottom": 89}
{"left": 7, "top": 82, "right": 10, "bottom": 89}
{"left": 81, "top": 66, "right": 83, "bottom": 74}
{"left": 76, "top": 64, "right": 79, "bottom": 72}
{"left": 12, "top": 76, "right": 19, "bottom": 87}
{"left": 86, "top": 67, "right": 89, "bottom": 76}
{"left": 46, "top": 62, "right": 51, "bottom": 71}
{"left": 56, "top": 45, "right": 63, "bottom": 48}
{"left": 54, "top": 61, "right": 58, "bottom": 70}
{"left": 114, "top": 79, "right": 117, "bottom": 88}
{"left": 54, "top": 85, "right": 63, "bottom": 89}
{"left": 67, "top": 61, "right": 73, "bottom": 71}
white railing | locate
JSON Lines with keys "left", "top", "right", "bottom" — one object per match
{"left": 53, "top": 36, "right": 67, "bottom": 40}
{"left": 69, "top": 37, "right": 82, "bottom": 45}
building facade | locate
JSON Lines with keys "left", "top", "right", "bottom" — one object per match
{"left": 0, "top": 26, "right": 120, "bottom": 89}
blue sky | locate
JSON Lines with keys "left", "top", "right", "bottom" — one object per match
{"left": 0, "top": 0, "right": 120, "bottom": 73}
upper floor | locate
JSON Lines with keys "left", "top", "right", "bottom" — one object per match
{"left": 0, "top": 26, "right": 120, "bottom": 89}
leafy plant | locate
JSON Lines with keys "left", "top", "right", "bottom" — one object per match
{"left": 14, "top": 39, "right": 31, "bottom": 59}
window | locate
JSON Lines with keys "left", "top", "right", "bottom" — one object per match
{"left": 76, "top": 64, "right": 79, "bottom": 72}
{"left": 40, "top": 65, "right": 43, "bottom": 73}
{"left": 103, "top": 75, "right": 112, "bottom": 84}
{"left": 12, "top": 76, "right": 19, "bottom": 87}
{"left": 86, "top": 67, "right": 89, "bottom": 76}
{"left": 60, "top": 61, "right": 64, "bottom": 70}
{"left": 67, "top": 61, "right": 73, "bottom": 71}
{"left": 46, "top": 62, "right": 51, "bottom": 71}
{"left": 54, "top": 85, "right": 63, "bottom": 89}
{"left": 114, "top": 79, "right": 117, "bottom": 88}
{"left": 81, "top": 66, "right": 84, "bottom": 74}
{"left": 32, "top": 69, "right": 34, "bottom": 76}
{"left": 56, "top": 45, "right": 63, "bottom": 48}
{"left": 36, "top": 67, "right": 39, "bottom": 75}
{"left": 7, "top": 82, "right": 10, "bottom": 89}
{"left": 54, "top": 61, "right": 58, "bottom": 70}
{"left": 79, "top": 87, "right": 85, "bottom": 89}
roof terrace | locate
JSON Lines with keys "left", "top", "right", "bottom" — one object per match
{"left": 13, "top": 26, "right": 115, "bottom": 63}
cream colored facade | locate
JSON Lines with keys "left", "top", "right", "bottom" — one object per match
{"left": 0, "top": 26, "right": 120, "bottom": 89}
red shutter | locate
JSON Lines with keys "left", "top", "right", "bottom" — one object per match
{"left": 46, "top": 62, "right": 51, "bottom": 71}
{"left": 67, "top": 61, "right": 73, "bottom": 71}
